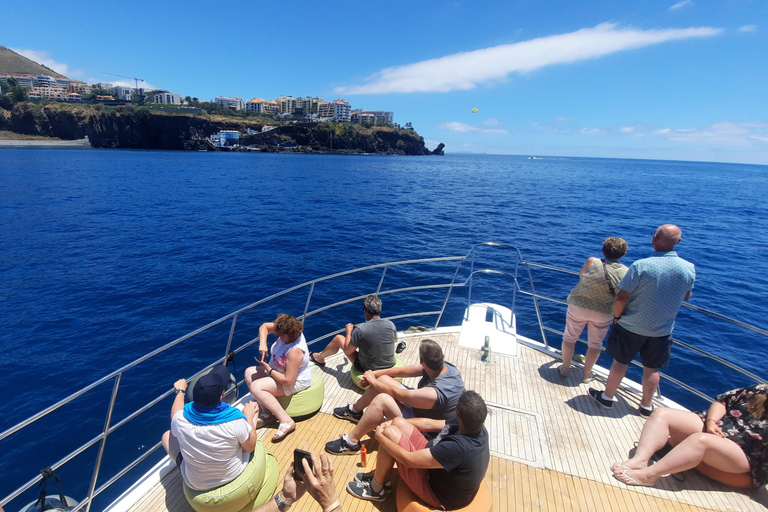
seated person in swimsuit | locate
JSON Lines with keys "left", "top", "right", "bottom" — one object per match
{"left": 613, "top": 384, "right": 768, "bottom": 488}
{"left": 310, "top": 294, "right": 397, "bottom": 372}
{"left": 325, "top": 339, "right": 464, "bottom": 454}
{"left": 346, "top": 390, "right": 490, "bottom": 508}
{"left": 245, "top": 314, "right": 313, "bottom": 442}
{"left": 162, "top": 365, "right": 259, "bottom": 492}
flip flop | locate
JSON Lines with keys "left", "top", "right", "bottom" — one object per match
{"left": 615, "top": 469, "right": 644, "bottom": 487}
{"left": 309, "top": 353, "right": 326, "bottom": 367}
{"left": 272, "top": 422, "right": 296, "bottom": 442}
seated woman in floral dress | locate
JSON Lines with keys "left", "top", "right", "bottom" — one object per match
{"left": 612, "top": 384, "right": 768, "bottom": 488}
{"left": 245, "top": 313, "right": 312, "bottom": 442}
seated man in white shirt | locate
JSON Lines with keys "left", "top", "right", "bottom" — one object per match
{"left": 161, "top": 365, "right": 259, "bottom": 491}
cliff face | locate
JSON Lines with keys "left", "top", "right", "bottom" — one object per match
{"left": 0, "top": 102, "right": 433, "bottom": 155}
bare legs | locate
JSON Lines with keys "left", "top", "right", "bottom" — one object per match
{"left": 244, "top": 366, "right": 293, "bottom": 427}
{"left": 312, "top": 334, "right": 356, "bottom": 364}
{"left": 582, "top": 347, "right": 602, "bottom": 380}
{"left": 347, "top": 377, "right": 404, "bottom": 444}
{"left": 372, "top": 417, "right": 415, "bottom": 486}
{"left": 603, "top": 362, "right": 659, "bottom": 409}
{"left": 612, "top": 408, "right": 750, "bottom": 486}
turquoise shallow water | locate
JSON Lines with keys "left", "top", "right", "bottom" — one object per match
{"left": 1, "top": 149, "right": 767, "bottom": 507}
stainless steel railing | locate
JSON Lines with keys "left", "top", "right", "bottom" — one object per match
{"left": 2, "top": 244, "right": 765, "bottom": 510}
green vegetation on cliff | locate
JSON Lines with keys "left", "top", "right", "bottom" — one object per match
{"left": 0, "top": 100, "right": 435, "bottom": 155}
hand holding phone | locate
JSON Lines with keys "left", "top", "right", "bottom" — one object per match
{"left": 294, "top": 449, "right": 313, "bottom": 482}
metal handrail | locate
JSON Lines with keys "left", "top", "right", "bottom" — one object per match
{"left": 3, "top": 249, "right": 766, "bottom": 510}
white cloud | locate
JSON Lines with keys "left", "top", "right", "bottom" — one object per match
{"left": 11, "top": 48, "right": 83, "bottom": 78}
{"left": 652, "top": 121, "right": 768, "bottom": 146}
{"left": 440, "top": 121, "right": 509, "bottom": 134}
{"left": 670, "top": 0, "right": 693, "bottom": 10}
{"left": 739, "top": 25, "right": 757, "bottom": 33}
{"left": 580, "top": 127, "right": 608, "bottom": 135}
{"left": 335, "top": 23, "right": 721, "bottom": 94}
{"left": 620, "top": 126, "right": 635, "bottom": 133}
{"left": 483, "top": 118, "right": 502, "bottom": 127}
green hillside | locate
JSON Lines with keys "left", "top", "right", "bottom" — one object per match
{"left": 0, "top": 46, "right": 68, "bottom": 79}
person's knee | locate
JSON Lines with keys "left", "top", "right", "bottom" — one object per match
{"left": 382, "top": 424, "right": 403, "bottom": 442}
{"left": 392, "top": 416, "right": 410, "bottom": 430}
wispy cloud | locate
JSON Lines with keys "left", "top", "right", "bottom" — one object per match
{"left": 670, "top": 0, "right": 693, "bottom": 10}
{"left": 739, "top": 25, "right": 757, "bottom": 33}
{"left": 335, "top": 23, "right": 721, "bottom": 94}
{"left": 441, "top": 121, "right": 509, "bottom": 134}
{"left": 11, "top": 48, "right": 83, "bottom": 78}
{"left": 651, "top": 121, "right": 768, "bottom": 145}
{"left": 581, "top": 127, "right": 608, "bottom": 135}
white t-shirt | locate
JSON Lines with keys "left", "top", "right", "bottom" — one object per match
{"left": 171, "top": 410, "right": 252, "bottom": 491}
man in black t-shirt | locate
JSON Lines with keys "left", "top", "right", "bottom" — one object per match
{"left": 345, "top": 390, "right": 490, "bottom": 509}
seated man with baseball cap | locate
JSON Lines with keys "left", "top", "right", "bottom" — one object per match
{"left": 161, "top": 365, "right": 260, "bottom": 493}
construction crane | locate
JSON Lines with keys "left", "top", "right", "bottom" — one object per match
{"left": 104, "top": 73, "right": 145, "bottom": 101}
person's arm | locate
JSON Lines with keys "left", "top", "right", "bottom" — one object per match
{"left": 359, "top": 363, "right": 424, "bottom": 387}
{"left": 251, "top": 462, "right": 306, "bottom": 512}
{"left": 579, "top": 257, "right": 597, "bottom": 278}
{"left": 612, "top": 289, "right": 631, "bottom": 324}
{"left": 403, "top": 417, "right": 446, "bottom": 433}
{"left": 268, "top": 347, "right": 303, "bottom": 388}
{"left": 239, "top": 402, "right": 259, "bottom": 452}
{"left": 259, "top": 322, "right": 277, "bottom": 361}
{"left": 375, "top": 425, "right": 443, "bottom": 469}
{"left": 171, "top": 379, "right": 188, "bottom": 419}
{"left": 704, "top": 401, "right": 727, "bottom": 438}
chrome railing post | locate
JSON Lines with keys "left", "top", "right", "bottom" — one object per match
{"left": 434, "top": 258, "right": 466, "bottom": 330}
{"left": 512, "top": 256, "right": 519, "bottom": 315}
{"left": 467, "top": 250, "right": 476, "bottom": 320}
{"left": 376, "top": 267, "right": 388, "bottom": 294}
{"left": 85, "top": 373, "right": 121, "bottom": 512}
{"left": 524, "top": 262, "right": 549, "bottom": 348}
{"left": 302, "top": 283, "right": 315, "bottom": 326}
{"left": 223, "top": 313, "right": 238, "bottom": 360}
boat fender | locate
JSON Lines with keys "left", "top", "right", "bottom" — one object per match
{"left": 18, "top": 468, "right": 78, "bottom": 512}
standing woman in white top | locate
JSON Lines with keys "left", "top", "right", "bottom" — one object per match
{"left": 245, "top": 313, "right": 312, "bottom": 442}
{"left": 559, "top": 237, "right": 629, "bottom": 382}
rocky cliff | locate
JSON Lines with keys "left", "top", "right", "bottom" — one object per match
{"left": 0, "top": 102, "right": 436, "bottom": 155}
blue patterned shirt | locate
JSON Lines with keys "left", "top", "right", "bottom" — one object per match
{"left": 617, "top": 251, "right": 695, "bottom": 337}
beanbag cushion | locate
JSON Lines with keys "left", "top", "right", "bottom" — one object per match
{"left": 183, "top": 440, "right": 279, "bottom": 512}
{"left": 396, "top": 477, "right": 492, "bottom": 512}
{"left": 695, "top": 462, "right": 754, "bottom": 489}
{"left": 351, "top": 356, "right": 405, "bottom": 390}
{"left": 276, "top": 370, "right": 324, "bottom": 420}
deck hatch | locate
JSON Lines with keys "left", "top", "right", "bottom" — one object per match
{"left": 486, "top": 403, "right": 547, "bottom": 468}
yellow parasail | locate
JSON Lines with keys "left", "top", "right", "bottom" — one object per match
{"left": 471, "top": 108, "right": 478, "bottom": 114}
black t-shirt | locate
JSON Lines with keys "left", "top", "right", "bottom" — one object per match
{"left": 427, "top": 418, "right": 490, "bottom": 509}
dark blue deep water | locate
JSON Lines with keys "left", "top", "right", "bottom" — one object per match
{"left": 1, "top": 149, "right": 767, "bottom": 508}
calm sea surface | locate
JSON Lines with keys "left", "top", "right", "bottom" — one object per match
{"left": 1, "top": 149, "right": 767, "bottom": 507}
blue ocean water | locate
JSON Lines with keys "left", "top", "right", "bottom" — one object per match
{"left": 1, "top": 148, "right": 767, "bottom": 508}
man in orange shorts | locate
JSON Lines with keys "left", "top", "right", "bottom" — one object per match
{"left": 345, "top": 390, "right": 489, "bottom": 509}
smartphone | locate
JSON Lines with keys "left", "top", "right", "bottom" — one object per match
{"left": 293, "top": 449, "right": 313, "bottom": 481}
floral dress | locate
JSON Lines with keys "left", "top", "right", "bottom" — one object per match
{"left": 696, "top": 384, "right": 768, "bottom": 485}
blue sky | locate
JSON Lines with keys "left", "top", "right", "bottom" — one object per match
{"left": 4, "top": 0, "right": 767, "bottom": 164}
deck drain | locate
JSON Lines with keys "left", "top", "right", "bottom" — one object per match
{"left": 486, "top": 404, "right": 547, "bottom": 468}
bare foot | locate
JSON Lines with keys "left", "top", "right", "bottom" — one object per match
{"left": 614, "top": 468, "right": 657, "bottom": 487}
{"left": 557, "top": 365, "right": 569, "bottom": 377}
{"left": 611, "top": 459, "right": 646, "bottom": 475}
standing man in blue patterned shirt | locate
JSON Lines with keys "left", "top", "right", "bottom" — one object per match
{"left": 589, "top": 224, "right": 695, "bottom": 417}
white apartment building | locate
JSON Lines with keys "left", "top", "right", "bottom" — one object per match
{"left": 318, "top": 98, "right": 351, "bottom": 122}
{"left": 153, "top": 91, "right": 181, "bottom": 104}
{"left": 246, "top": 98, "right": 280, "bottom": 116}
{"left": 215, "top": 96, "right": 245, "bottom": 111}
{"left": 68, "top": 81, "right": 92, "bottom": 96}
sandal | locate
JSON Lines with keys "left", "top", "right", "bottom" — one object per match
{"left": 272, "top": 422, "right": 296, "bottom": 442}
{"left": 309, "top": 353, "right": 326, "bottom": 367}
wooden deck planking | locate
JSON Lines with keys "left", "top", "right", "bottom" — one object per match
{"left": 127, "top": 330, "right": 765, "bottom": 512}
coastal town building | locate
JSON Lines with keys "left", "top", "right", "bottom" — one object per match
{"left": 246, "top": 98, "right": 280, "bottom": 115}
{"left": 318, "top": 98, "right": 351, "bottom": 122}
{"left": 67, "top": 81, "right": 92, "bottom": 96}
{"left": 153, "top": 91, "right": 181, "bottom": 104}
{"left": 215, "top": 96, "right": 245, "bottom": 111}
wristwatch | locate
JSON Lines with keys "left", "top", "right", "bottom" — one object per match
{"left": 175, "top": 388, "right": 186, "bottom": 394}
{"left": 274, "top": 492, "right": 291, "bottom": 511}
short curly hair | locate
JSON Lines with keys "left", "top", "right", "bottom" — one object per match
{"left": 273, "top": 314, "right": 303, "bottom": 342}
{"left": 602, "top": 237, "right": 628, "bottom": 261}
{"left": 363, "top": 294, "right": 382, "bottom": 315}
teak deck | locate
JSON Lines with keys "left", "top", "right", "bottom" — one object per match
{"left": 124, "top": 332, "right": 768, "bottom": 512}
